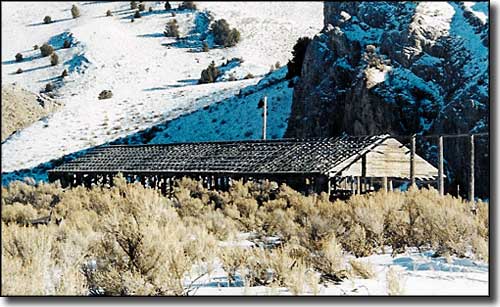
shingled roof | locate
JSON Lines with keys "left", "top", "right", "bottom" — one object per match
{"left": 49, "top": 135, "right": 389, "bottom": 176}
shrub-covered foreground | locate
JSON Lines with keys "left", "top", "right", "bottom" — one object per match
{"left": 1, "top": 176, "right": 488, "bottom": 295}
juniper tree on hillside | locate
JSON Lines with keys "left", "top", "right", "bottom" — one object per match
{"left": 199, "top": 61, "right": 220, "bottom": 84}
{"left": 179, "top": 1, "right": 196, "bottom": 10}
{"left": 40, "top": 43, "right": 54, "bottom": 57}
{"left": 43, "top": 16, "right": 52, "bottom": 24}
{"left": 164, "top": 19, "right": 180, "bottom": 38}
{"left": 285, "top": 36, "right": 311, "bottom": 79}
{"left": 50, "top": 53, "right": 59, "bottom": 66}
{"left": 165, "top": 1, "right": 171, "bottom": 10}
{"left": 202, "top": 41, "right": 209, "bottom": 52}
{"left": 211, "top": 19, "right": 240, "bottom": 47}
{"left": 71, "top": 4, "right": 81, "bottom": 18}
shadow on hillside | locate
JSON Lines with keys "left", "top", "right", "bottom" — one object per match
{"left": 17, "top": 64, "right": 53, "bottom": 74}
{"left": 137, "top": 33, "right": 165, "bottom": 38}
{"left": 120, "top": 7, "right": 178, "bottom": 20}
{"left": 153, "top": 10, "right": 211, "bottom": 51}
{"left": 1, "top": 147, "right": 93, "bottom": 186}
{"left": 48, "top": 32, "right": 74, "bottom": 49}
{"left": 64, "top": 54, "right": 90, "bottom": 74}
{"left": 81, "top": 1, "right": 114, "bottom": 5}
{"left": 3, "top": 54, "right": 45, "bottom": 65}
{"left": 27, "top": 17, "right": 73, "bottom": 27}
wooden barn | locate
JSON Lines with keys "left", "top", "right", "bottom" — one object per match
{"left": 47, "top": 135, "right": 439, "bottom": 197}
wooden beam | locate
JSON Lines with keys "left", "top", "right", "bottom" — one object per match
{"left": 438, "top": 136, "right": 444, "bottom": 196}
{"left": 382, "top": 177, "right": 388, "bottom": 193}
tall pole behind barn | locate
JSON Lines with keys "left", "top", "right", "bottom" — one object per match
{"left": 262, "top": 96, "right": 267, "bottom": 140}
{"left": 438, "top": 136, "right": 444, "bottom": 196}
{"left": 469, "top": 134, "right": 475, "bottom": 203}
{"left": 410, "top": 135, "right": 416, "bottom": 187}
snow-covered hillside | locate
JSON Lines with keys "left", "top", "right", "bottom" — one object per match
{"left": 1, "top": 1, "right": 322, "bottom": 174}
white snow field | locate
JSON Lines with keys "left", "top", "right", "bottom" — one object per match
{"left": 187, "top": 249, "right": 489, "bottom": 296}
{"left": 1, "top": 1, "right": 323, "bottom": 173}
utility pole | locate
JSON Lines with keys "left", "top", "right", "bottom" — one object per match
{"left": 262, "top": 96, "right": 267, "bottom": 140}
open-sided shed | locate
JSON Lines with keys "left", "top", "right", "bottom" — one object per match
{"left": 48, "top": 135, "right": 438, "bottom": 196}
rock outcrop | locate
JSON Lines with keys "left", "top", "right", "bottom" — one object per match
{"left": 286, "top": 2, "right": 489, "bottom": 197}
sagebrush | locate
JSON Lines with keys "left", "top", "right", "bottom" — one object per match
{"left": 1, "top": 177, "right": 488, "bottom": 295}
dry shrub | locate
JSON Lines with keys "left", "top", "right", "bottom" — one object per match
{"left": 311, "top": 235, "right": 348, "bottom": 282}
{"left": 1, "top": 176, "right": 489, "bottom": 296}
{"left": 349, "top": 259, "right": 376, "bottom": 279}
{"left": 386, "top": 266, "right": 405, "bottom": 295}
{"left": 2, "top": 203, "right": 38, "bottom": 225}
{"left": 219, "top": 246, "right": 248, "bottom": 286}
{"left": 2, "top": 223, "right": 89, "bottom": 295}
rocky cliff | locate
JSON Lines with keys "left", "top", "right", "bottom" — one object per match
{"left": 286, "top": 1, "right": 489, "bottom": 197}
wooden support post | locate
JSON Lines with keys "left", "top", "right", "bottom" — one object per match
{"left": 469, "top": 134, "right": 475, "bottom": 203}
{"left": 351, "top": 177, "right": 355, "bottom": 194}
{"left": 389, "top": 179, "right": 393, "bottom": 192}
{"left": 361, "top": 155, "right": 367, "bottom": 193}
{"left": 163, "top": 177, "right": 167, "bottom": 195}
{"left": 262, "top": 96, "right": 267, "bottom": 140}
{"left": 382, "top": 177, "right": 388, "bottom": 193}
{"left": 357, "top": 176, "right": 361, "bottom": 194}
{"left": 438, "top": 136, "right": 444, "bottom": 196}
{"left": 410, "top": 135, "right": 416, "bottom": 187}
{"left": 457, "top": 184, "right": 460, "bottom": 198}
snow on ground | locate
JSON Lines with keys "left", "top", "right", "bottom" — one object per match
{"left": 1, "top": 1, "right": 323, "bottom": 173}
{"left": 187, "top": 248, "right": 488, "bottom": 296}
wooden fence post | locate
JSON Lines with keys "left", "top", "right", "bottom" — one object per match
{"left": 438, "top": 136, "right": 444, "bottom": 196}
{"left": 469, "top": 134, "right": 475, "bottom": 203}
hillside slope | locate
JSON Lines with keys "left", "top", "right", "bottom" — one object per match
{"left": 1, "top": 84, "right": 61, "bottom": 142}
{"left": 1, "top": 1, "right": 322, "bottom": 176}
